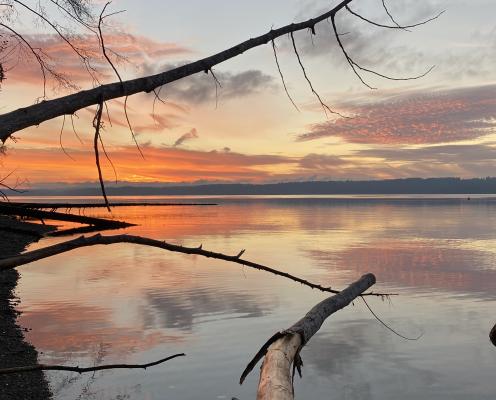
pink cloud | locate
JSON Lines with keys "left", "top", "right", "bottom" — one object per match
{"left": 1, "top": 31, "right": 190, "bottom": 90}
{"left": 299, "top": 85, "right": 496, "bottom": 144}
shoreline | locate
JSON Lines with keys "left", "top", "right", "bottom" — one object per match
{"left": 0, "top": 216, "right": 53, "bottom": 399}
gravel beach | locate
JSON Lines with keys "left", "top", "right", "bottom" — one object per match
{"left": 0, "top": 216, "right": 53, "bottom": 399}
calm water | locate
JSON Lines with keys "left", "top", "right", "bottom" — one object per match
{"left": 14, "top": 196, "right": 496, "bottom": 399}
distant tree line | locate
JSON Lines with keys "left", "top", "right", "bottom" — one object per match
{"left": 22, "top": 177, "right": 496, "bottom": 196}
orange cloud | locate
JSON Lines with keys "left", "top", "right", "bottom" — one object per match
{"left": 1, "top": 145, "right": 297, "bottom": 184}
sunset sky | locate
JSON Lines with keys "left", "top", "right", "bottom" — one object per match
{"left": 1, "top": 0, "right": 496, "bottom": 186}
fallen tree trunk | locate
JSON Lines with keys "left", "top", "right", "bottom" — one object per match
{"left": 0, "top": 203, "right": 133, "bottom": 229}
{"left": 240, "top": 273, "right": 376, "bottom": 400}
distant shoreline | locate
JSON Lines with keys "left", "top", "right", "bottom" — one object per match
{"left": 17, "top": 178, "right": 496, "bottom": 197}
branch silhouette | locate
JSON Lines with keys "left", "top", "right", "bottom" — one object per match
{"left": 0, "top": 353, "right": 185, "bottom": 375}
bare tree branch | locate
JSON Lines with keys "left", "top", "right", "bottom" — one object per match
{"left": 70, "top": 113, "right": 84, "bottom": 144}
{"left": 330, "top": 14, "right": 435, "bottom": 89}
{"left": 97, "top": 1, "right": 122, "bottom": 83}
{"left": 346, "top": 5, "right": 445, "bottom": 31}
{"left": 0, "top": 0, "right": 359, "bottom": 142}
{"left": 12, "top": 0, "right": 97, "bottom": 80}
{"left": 382, "top": 0, "right": 405, "bottom": 30}
{"left": 271, "top": 39, "right": 299, "bottom": 112}
{"left": 290, "top": 32, "right": 345, "bottom": 118}
{"left": 98, "top": 130, "right": 117, "bottom": 183}
{"left": 92, "top": 99, "right": 111, "bottom": 211}
{"left": 59, "top": 114, "right": 76, "bottom": 160}
{"left": 124, "top": 95, "right": 145, "bottom": 158}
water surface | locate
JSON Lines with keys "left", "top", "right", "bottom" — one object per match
{"left": 15, "top": 196, "right": 496, "bottom": 399}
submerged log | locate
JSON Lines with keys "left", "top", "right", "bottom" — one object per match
{"left": 0, "top": 203, "right": 133, "bottom": 229}
{"left": 240, "top": 273, "right": 376, "bottom": 400}
{"left": 8, "top": 201, "right": 217, "bottom": 209}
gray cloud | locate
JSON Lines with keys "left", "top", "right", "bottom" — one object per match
{"left": 299, "top": 153, "right": 350, "bottom": 170}
{"left": 359, "top": 143, "right": 496, "bottom": 163}
{"left": 174, "top": 128, "right": 199, "bottom": 147}
{"left": 287, "top": 0, "right": 496, "bottom": 84}
{"left": 298, "top": 84, "right": 496, "bottom": 144}
{"left": 143, "top": 62, "right": 275, "bottom": 104}
{"left": 356, "top": 143, "right": 496, "bottom": 178}
{"left": 280, "top": 0, "right": 441, "bottom": 78}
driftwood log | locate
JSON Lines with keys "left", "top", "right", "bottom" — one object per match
{"left": 240, "top": 273, "right": 376, "bottom": 400}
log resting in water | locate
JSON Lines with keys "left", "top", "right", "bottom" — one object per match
{"left": 240, "top": 273, "right": 376, "bottom": 400}
{"left": 0, "top": 203, "right": 133, "bottom": 229}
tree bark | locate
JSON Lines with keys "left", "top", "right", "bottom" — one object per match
{"left": 240, "top": 273, "right": 376, "bottom": 400}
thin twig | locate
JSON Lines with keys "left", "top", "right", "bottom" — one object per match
{"left": 97, "top": 1, "right": 122, "bottom": 83}
{"left": 346, "top": 5, "right": 445, "bottom": 31}
{"left": 209, "top": 68, "right": 221, "bottom": 109}
{"left": 271, "top": 39, "right": 299, "bottom": 112}
{"left": 290, "top": 32, "right": 346, "bottom": 118}
{"left": 12, "top": 0, "right": 98, "bottom": 82}
{"left": 59, "top": 115, "right": 75, "bottom": 160}
{"left": 70, "top": 114, "right": 84, "bottom": 144}
{"left": 331, "top": 12, "right": 436, "bottom": 88}
{"left": 382, "top": 0, "right": 405, "bottom": 29}
{"left": 92, "top": 100, "right": 111, "bottom": 212}
{"left": 124, "top": 96, "right": 145, "bottom": 159}
{"left": 98, "top": 132, "right": 117, "bottom": 183}
{"left": 361, "top": 296, "right": 422, "bottom": 341}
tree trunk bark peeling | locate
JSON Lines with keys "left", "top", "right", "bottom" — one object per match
{"left": 248, "top": 273, "right": 376, "bottom": 400}
{"left": 257, "top": 333, "right": 302, "bottom": 400}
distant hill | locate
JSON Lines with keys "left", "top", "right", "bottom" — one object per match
{"left": 20, "top": 177, "right": 496, "bottom": 196}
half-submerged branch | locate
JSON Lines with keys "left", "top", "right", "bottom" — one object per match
{"left": 0, "top": 233, "right": 391, "bottom": 297}
{"left": 240, "top": 273, "right": 375, "bottom": 400}
{"left": 0, "top": 203, "right": 134, "bottom": 229}
{"left": 10, "top": 202, "right": 217, "bottom": 209}
{"left": 0, "top": 353, "right": 185, "bottom": 375}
